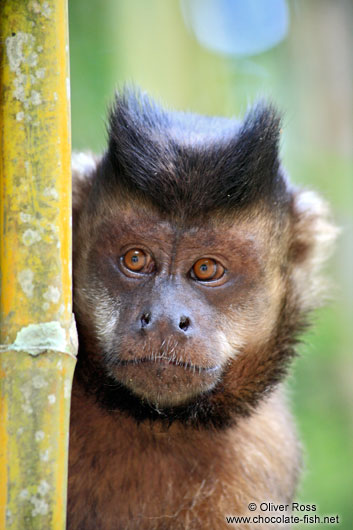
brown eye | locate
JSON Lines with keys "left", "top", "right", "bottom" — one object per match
{"left": 192, "top": 258, "right": 224, "bottom": 281}
{"left": 123, "top": 249, "right": 148, "bottom": 272}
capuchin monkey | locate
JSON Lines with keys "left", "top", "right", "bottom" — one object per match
{"left": 68, "top": 88, "right": 336, "bottom": 529}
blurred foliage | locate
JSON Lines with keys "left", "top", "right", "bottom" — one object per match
{"left": 69, "top": 0, "right": 353, "bottom": 527}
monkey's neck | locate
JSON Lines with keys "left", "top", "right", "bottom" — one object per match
{"left": 70, "top": 379, "right": 222, "bottom": 446}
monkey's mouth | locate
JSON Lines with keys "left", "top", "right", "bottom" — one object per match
{"left": 112, "top": 355, "right": 222, "bottom": 407}
{"left": 118, "top": 356, "right": 220, "bottom": 373}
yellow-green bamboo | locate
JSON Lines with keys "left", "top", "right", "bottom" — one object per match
{"left": 0, "top": 1, "right": 77, "bottom": 528}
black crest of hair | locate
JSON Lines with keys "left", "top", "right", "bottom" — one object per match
{"left": 103, "top": 87, "right": 289, "bottom": 218}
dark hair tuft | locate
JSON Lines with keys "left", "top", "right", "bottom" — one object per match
{"left": 105, "top": 87, "right": 289, "bottom": 217}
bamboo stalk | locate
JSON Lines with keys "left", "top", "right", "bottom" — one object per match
{"left": 0, "top": 1, "right": 77, "bottom": 528}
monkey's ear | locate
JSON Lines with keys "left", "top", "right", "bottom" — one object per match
{"left": 289, "top": 190, "right": 338, "bottom": 309}
{"left": 72, "top": 152, "right": 99, "bottom": 225}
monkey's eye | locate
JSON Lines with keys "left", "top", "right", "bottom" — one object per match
{"left": 191, "top": 258, "right": 224, "bottom": 282}
{"left": 122, "top": 249, "right": 154, "bottom": 273}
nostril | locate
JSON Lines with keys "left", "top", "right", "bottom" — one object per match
{"left": 140, "top": 312, "right": 151, "bottom": 328}
{"left": 179, "top": 316, "right": 190, "bottom": 332}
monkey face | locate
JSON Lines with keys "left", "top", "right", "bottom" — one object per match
{"left": 72, "top": 91, "right": 335, "bottom": 426}
{"left": 74, "top": 199, "right": 287, "bottom": 410}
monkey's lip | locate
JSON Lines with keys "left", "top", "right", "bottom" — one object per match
{"left": 118, "top": 357, "right": 220, "bottom": 374}
{"left": 113, "top": 356, "right": 222, "bottom": 406}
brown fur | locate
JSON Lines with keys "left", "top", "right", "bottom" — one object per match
{"left": 69, "top": 384, "right": 299, "bottom": 530}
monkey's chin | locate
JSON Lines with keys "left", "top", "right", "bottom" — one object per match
{"left": 112, "top": 359, "right": 221, "bottom": 407}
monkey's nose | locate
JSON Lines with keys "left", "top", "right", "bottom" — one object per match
{"left": 178, "top": 316, "right": 190, "bottom": 331}
{"left": 140, "top": 311, "right": 151, "bottom": 328}
{"left": 139, "top": 312, "right": 191, "bottom": 334}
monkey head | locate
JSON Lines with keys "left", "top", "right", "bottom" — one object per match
{"left": 72, "top": 89, "right": 335, "bottom": 427}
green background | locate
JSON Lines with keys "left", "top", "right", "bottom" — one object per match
{"left": 69, "top": 1, "right": 353, "bottom": 527}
